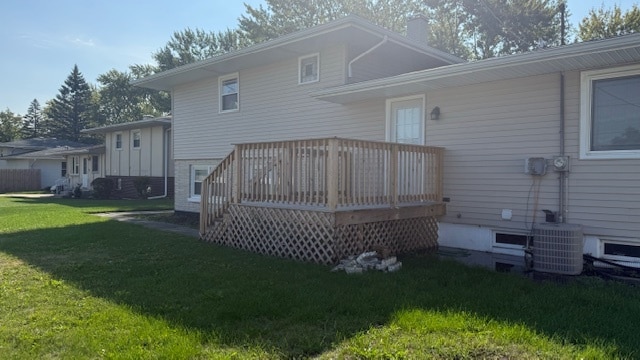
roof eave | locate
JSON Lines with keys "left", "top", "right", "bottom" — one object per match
{"left": 312, "top": 33, "right": 640, "bottom": 104}
{"left": 132, "top": 15, "right": 464, "bottom": 91}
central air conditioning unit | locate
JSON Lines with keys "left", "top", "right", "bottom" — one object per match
{"left": 532, "top": 223, "right": 583, "bottom": 275}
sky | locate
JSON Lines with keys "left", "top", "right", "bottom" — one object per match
{"left": 1, "top": 0, "right": 638, "bottom": 115}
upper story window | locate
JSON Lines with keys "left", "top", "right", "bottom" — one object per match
{"left": 115, "top": 133, "right": 122, "bottom": 150}
{"left": 132, "top": 130, "right": 141, "bottom": 149}
{"left": 580, "top": 64, "right": 640, "bottom": 159}
{"left": 299, "top": 53, "right": 319, "bottom": 84}
{"left": 220, "top": 73, "right": 239, "bottom": 112}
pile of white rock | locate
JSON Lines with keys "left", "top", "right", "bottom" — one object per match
{"left": 331, "top": 251, "right": 402, "bottom": 274}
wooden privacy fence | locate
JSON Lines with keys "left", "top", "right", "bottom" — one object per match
{"left": 0, "top": 169, "right": 41, "bottom": 193}
{"left": 201, "top": 137, "right": 444, "bottom": 235}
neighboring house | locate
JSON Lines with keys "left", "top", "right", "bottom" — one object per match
{"left": 57, "top": 145, "right": 106, "bottom": 191}
{"left": 134, "top": 15, "right": 640, "bottom": 265}
{"left": 81, "top": 116, "right": 173, "bottom": 198}
{"left": 0, "top": 138, "right": 88, "bottom": 189}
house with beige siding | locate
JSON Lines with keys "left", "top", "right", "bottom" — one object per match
{"left": 134, "top": 15, "right": 640, "bottom": 266}
{"left": 80, "top": 116, "right": 173, "bottom": 198}
{"left": 0, "top": 138, "right": 89, "bottom": 190}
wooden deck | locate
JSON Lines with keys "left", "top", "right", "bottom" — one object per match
{"left": 200, "top": 138, "right": 445, "bottom": 264}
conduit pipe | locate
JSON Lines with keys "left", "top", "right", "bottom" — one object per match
{"left": 348, "top": 36, "right": 388, "bottom": 78}
{"left": 558, "top": 72, "right": 566, "bottom": 223}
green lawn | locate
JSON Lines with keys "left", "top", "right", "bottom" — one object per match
{"left": 1, "top": 197, "right": 639, "bottom": 359}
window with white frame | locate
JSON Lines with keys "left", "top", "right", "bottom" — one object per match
{"left": 115, "top": 133, "right": 122, "bottom": 150}
{"left": 92, "top": 156, "right": 99, "bottom": 173}
{"left": 299, "top": 53, "right": 319, "bottom": 84}
{"left": 71, "top": 156, "right": 80, "bottom": 175}
{"left": 219, "top": 74, "right": 239, "bottom": 112}
{"left": 132, "top": 130, "right": 141, "bottom": 149}
{"left": 580, "top": 65, "right": 640, "bottom": 159}
{"left": 189, "top": 165, "right": 212, "bottom": 200}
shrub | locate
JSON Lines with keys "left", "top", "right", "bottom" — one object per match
{"left": 72, "top": 184, "right": 82, "bottom": 199}
{"left": 133, "top": 176, "right": 152, "bottom": 199}
{"left": 91, "top": 178, "right": 114, "bottom": 199}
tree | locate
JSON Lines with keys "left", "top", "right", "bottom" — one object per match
{"left": 239, "top": 0, "right": 426, "bottom": 44}
{"left": 461, "top": 0, "right": 565, "bottom": 59}
{"left": 153, "top": 28, "right": 248, "bottom": 71}
{"left": 45, "top": 65, "right": 93, "bottom": 142}
{"left": 578, "top": 4, "right": 640, "bottom": 41}
{"left": 21, "top": 99, "right": 45, "bottom": 139}
{"left": 0, "top": 108, "right": 22, "bottom": 142}
{"left": 239, "top": 0, "right": 566, "bottom": 60}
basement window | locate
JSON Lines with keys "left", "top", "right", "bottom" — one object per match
{"left": 604, "top": 242, "right": 640, "bottom": 259}
{"left": 495, "top": 233, "right": 528, "bottom": 247}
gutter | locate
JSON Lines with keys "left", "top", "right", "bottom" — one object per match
{"left": 348, "top": 36, "right": 388, "bottom": 78}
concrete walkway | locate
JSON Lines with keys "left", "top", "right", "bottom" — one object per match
{"left": 96, "top": 211, "right": 200, "bottom": 238}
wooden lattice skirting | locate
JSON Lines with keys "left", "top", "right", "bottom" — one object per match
{"left": 201, "top": 204, "right": 440, "bottom": 264}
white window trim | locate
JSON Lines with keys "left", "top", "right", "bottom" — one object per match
{"left": 115, "top": 132, "right": 123, "bottom": 150}
{"left": 385, "top": 95, "right": 426, "bottom": 145}
{"left": 580, "top": 64, "right": 640, "bottom": 160}
{"left": 70, "top": 156, "right": 80, "bottom": 175}
{"left": 131, "top": 130, "right": 141, "bottom": 150}
{"left": 188, "top": 165, "right": 213, "bottom": 202}
{"left": 298, "top": 53, "right": 320, "bottom": 85}
{"left": 219, "top": 73, "right": 239, "bottom": 113}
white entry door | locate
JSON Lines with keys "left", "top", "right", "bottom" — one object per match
{"left": 387, "top": 96, "right": 426, "bottom": 197}
{"left": 387, "top": 96, "right": 425, "bottom": 145}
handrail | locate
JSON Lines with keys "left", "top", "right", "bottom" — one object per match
{"left": 201, "top": 138, "right": 444, "bottom": 235}
{"left": 200, "top": 150, "right": 236, "bottom": 235}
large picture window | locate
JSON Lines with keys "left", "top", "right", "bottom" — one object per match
{"left": 581, "top": 65, "right": 640, "bottom": 159}
{"left": 220, "top": 74, "right": 239, "bottom": 112}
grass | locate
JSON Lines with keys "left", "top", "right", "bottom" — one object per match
{"left": 1, "top": 197, "right": 640, "bottom": 359}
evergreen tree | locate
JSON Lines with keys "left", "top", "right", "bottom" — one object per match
{"left": 45, "top": 65, "right": 93, "bottom": 142}
{"left": 0, "top": 108, "right": 23, "bottom": 142}
{"left": 21, "top": 99, "right": 44, "bottom": 139}
{"left": 578, "top": 4, "right": 640, "bottom": 41}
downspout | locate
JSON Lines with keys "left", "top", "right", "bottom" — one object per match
{"left": 348, "top": 36, "right": 388, "bottom": 78}
{"left": 148, "top": 127, "right": 170, "bottom": 199}
{"left": 558, "top": 72, "right": 566, "bottom": 223}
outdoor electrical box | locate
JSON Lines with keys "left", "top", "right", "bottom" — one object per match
{"left": 524, "top": 157, "right": 547, "bottom": 176}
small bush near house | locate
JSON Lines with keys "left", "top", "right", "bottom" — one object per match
{"left": 133, "top": 176, "right": 151, "bottom": 199}
{"left": 72, "top": 184, "right": 82, "bottom": 198}
{"left": 91, "top": 178, "right": 114, "bottom": 199}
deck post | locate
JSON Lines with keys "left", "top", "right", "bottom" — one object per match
{"left": 327, "top": 138, "right": 339, "bottom": 210}
{"left": 389, "top": 143, "right": 399, "bottom": 207}
{"left": 234, "top": 144, "right": 243, "bottom": 204}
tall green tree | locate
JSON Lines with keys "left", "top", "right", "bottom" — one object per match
{"left": 578, "top": 4, "right": 640, "bottom": 41}
{"left": 0, "top": 108, "right": 22, "bottom": 142}
{"left": 239, "top": 0, "right": 566, "bottom": 60}
{"left": 153, "top": 28, "right": 248, "bottom": 71}
{"left": 461, "top": 0, "right": 565, "bottom": 59}
{"left": 239, "top": 0, "right": 426, "bottom": 43}
{"left": 21, "top": 99, "right": 45, "bottom": 139}
{"left": 45, "top": 65, "right": 94, "bottom": 142}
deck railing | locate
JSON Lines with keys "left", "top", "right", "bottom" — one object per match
{"left": 200, "top": 137, "right": 443, "bottom": 234}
